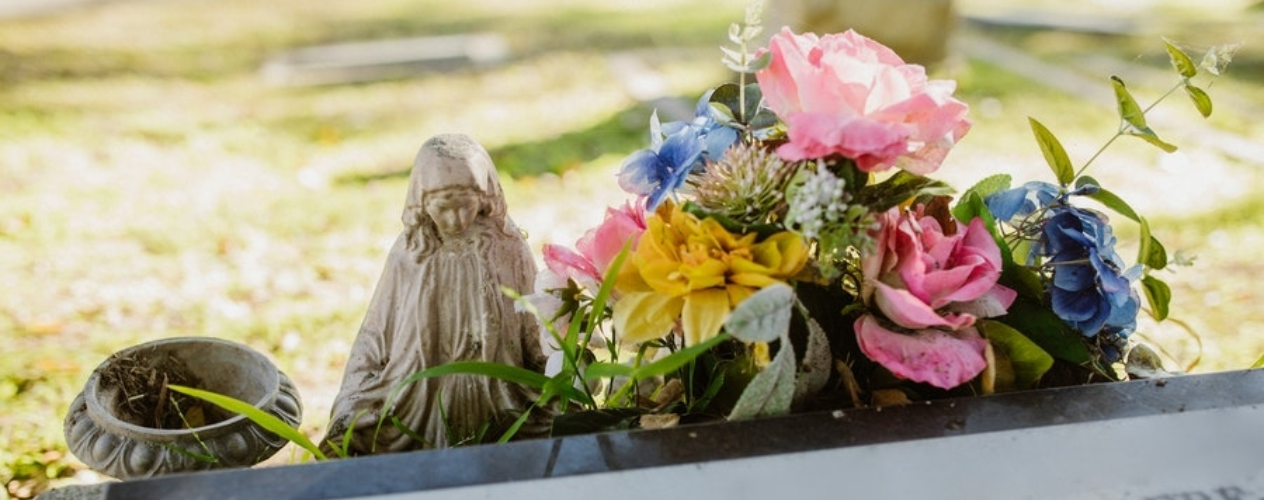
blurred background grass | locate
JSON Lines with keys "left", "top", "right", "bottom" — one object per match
{"left": 2, "top": 0, "right": 1262, "bottom": 497}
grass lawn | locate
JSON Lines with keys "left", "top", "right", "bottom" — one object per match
{"left": 2, "top": 0, "right": 1262, "bottom": 497}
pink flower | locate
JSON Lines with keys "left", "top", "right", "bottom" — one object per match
{"left": 856, "top": 207, "right": 1016, "bottom": 389}
{"left": 542, "top": 202, "right": 647, "bottom": 292}
{"left": 755, "top": 28, "right": 971, "bottom": 174}
{"left": 576, "top": 201, "right": 647, "bottom": 280}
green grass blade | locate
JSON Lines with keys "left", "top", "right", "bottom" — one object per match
{"left": 169, "top": 384, "right": 327, "bottom": 461}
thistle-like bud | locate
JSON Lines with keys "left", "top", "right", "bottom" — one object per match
{"left": 687, "top": 143, "right": 795, "bottom": 226}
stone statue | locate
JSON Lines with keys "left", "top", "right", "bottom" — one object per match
{"left": 323, "top": 134, "right": 546, "bottom": 454}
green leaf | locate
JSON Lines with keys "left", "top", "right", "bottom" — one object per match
{"left": 1163, "top": 38, "right": 1198, "bottom": 79}
{"left": 1142, "top": 275, "right": 1172, "bottom": 321}
{"left": 999, "top": 296, "right": 1091, "bottom": 364}
{"left": 724, "top": 283, "right": 793, "bottom": 343}
{"left": 855, "top": 170, "right": 955, "bottom": 211}
{"left": 1251, "top": 353, "right": 1264, "bottom": 369}
{"left": 956, "top": 174, "right": 1013, "bottom": 211}
{"left": 1184, "top": 84, "right": 1213, "bottom": 118}
{"left": 1078, "top": 176, "right": 1140, "bottom": 222}
{"left": 627, "top": 333, "right": 730, "bottom": 380}
{"left": 980, "top": 320, "right": 1054, "bottom": 389}
{"left": 1111, "top": 77, "right": 1179, "bottom": 153}
{"left": 728, "top": 340, "right": 796, "bottom": 420}
{"left": 1137, "top": 217, "right": 1168, "bottom": 270}
{"left": 583, "top": 362, "right": 634, "bottom": 380}
{"left": 1028, "top": 117, "right": 1075, "bottom": 186}
{"left": 169, "top": 384, "right": 327, "bottom": 461}
{"left": 1129, "top": 127, "right": 1179, "bottom": 153}
{"left": 1111, "top": 76, "right": 1149, "bottom": 129}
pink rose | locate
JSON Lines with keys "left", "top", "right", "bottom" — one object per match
{"left": 855, "top": 207, "right": 1016, "bottom": 389}
{"left": 755, "top": 28, "right": 971, "bottom": 174}
{"left": 542, "top": 201, "right": 647, "bottom": 292}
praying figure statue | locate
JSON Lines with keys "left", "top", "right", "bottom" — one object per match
{"left": 324, "top": 134, "right": 546, "bottom": 454}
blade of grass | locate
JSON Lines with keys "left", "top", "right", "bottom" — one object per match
{"left": 169, "top": 384, "right": 326, "bottom": 461}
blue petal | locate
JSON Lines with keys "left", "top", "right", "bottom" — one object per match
{"left": 1052, "top": 262, "right": 1095, "bottom": 291}
{"left": 659, "top": 130, "right": 705, "bottom": 179}
{"left": 1051, "top": 286, "right": 1105, "bottom": 324}
{"left": 703, "top": 126, "right": 739, "bottom": 161}
{"left": 617, "top": 149, "right": 665, "bottom": 196}
{"left": 984, "top": 187, "right": 1029, "bottom": 222}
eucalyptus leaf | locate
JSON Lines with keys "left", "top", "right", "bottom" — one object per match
{"left": 1163, "top": 38, "right": 1198, "bottom": 79}
{"left": 724, "top": 283, "right": 794, "bottom": 343}
{"left": 1142, "top": 275, "right": 1172, "bottom": 321}
{"left": 1184, "top": 84, "right": 1213, "bottom": 118}
{"left": 728, "top": 341, "right": 796, "bottom": 420}
{"left": 1028, "top": 117, "right": 1075, "bottom": 186}
{"left": 747, "top": 51, "right": 773, "bottom": 73}
{"left": 980, "top": 320, "right": 1054, "bottom": 390}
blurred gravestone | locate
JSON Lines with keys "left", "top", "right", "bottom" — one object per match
{"left": 766, "top": 0, "right": 956, "bottom": 65}
{"left": 260, "top": 33, "right": 509, "bottom": 86}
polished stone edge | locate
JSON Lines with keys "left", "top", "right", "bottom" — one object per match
{"left": 105, "top": 369, "right": 1264, "bottom": 500}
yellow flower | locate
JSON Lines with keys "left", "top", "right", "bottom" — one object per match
{"left": 613, "top": 201, "right": 809, "bottom": 347}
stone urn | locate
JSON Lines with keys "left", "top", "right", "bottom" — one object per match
{"left": 63, "top": 337, "right": 303, "bottom": 479}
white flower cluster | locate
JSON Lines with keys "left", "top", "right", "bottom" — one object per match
{"left": 789, "top": 165, "right": 849, "bottom": 240}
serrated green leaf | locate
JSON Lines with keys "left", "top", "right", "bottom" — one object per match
{"left": 1142, "top": 275, "right": 1172, "bottom": 321}
{"left": 959, "top": 173, "right": 1013, "bottom": 204}
{"left": 170, "top": 385, "right": 326, "bottom": 461}
{"left": 725, "top": 283, "right": 793, "bottom": 343}
{"left": 980, "top": 320, "right": 1054, "bottom": 390}
{"left": 1028, "top": 117, "right": 1075, "bottom": 187}
{"left": 1163, "top": 38, "right": 1198, "bottom": 79}
{"left": 728, "top": 341, "right": 796, "bottom": 420}
{"left": 1184, "top": 84, "right": 1213, "bottom": 118}
{"left": 1079, "top": 176, "right": 1140, "bottom": 222}
{"left": 1111, "top": 76, "right": 1149, "bottom": 130}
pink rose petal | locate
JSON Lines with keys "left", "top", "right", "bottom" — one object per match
{"left": 855, "top": 315, "right": 988, "bottom": 389}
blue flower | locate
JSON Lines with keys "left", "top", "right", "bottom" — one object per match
{"left": 661, "top": 91, "right": 740, "bottom": 164}
{"left": 1041, "top": 206, "right": 1140, "bottom": 340}
{"left": 617, "top": 125, "right": 705, "bottom": 210}
{"left": 984, "top": 181, "right": 1061, "bottom": 223}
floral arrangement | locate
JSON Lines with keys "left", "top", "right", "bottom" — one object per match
{"left": 513, "top": 5, "right": 1238, "bottom": 429}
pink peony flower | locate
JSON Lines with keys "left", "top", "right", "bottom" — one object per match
{"left": 755, "top": 27, "right": 971, "bottom": 174}
{"left": 856, "top": 207, "right": 1016, "bottom": 389}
